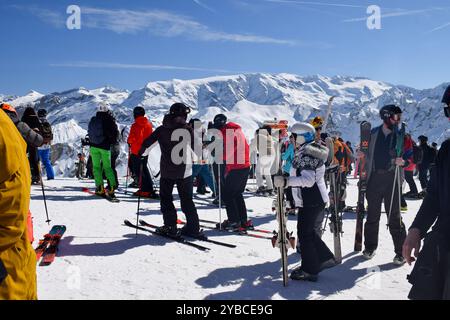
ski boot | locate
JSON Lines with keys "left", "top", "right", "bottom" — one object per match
{"left": 290, "top": 267, "right": 318, "bottom": 282}
{"left": 95, "top": 185, "right": 105, "bottom": 196}
{"left": 155, "top": 225, "right": 180, "bottom": 237}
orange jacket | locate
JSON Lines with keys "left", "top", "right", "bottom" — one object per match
{"left": 127, "top": 116, "right": 153, "bottom": 156}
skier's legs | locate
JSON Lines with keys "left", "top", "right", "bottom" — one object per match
{"left": 404, "top": 170, "right": 418, "bottom": 194}
{"left": 159, "top": 177, "right": 177, "bottom": 228}
{"left": 133, "top": 155, "right": 154, "bottom": 193}
{"left": 176, "top": 176, "right": 199, "bottom": 232}
{"left": 233, "top": 168, "right": 249, "bottom": 225}
{"left": 38, "top": 149, "right": 55, "bottom": 179}
{"left": 364, "top": 173, "right": 385, "bottom": 252}
{"left": 255, "top": 160, "right": 265, "bottom": 189}
{"left": 199, "top": 165, "right": 216, "bottom": 194}
{"left": 418, "top": 167, "right": 429, "bottom": 190}
{"left": 90, "top": 147, "right": 104, "bottom": 188}
{"left": 28, "top": 146, "right": 40, "bottom": 182}
{"left": 110, "top": 146, "right": 120, "bottom": 187}
{"left": 99, "top": 148, "right": 117, "bottom": 189}
{"left": 223, "top": 170, "right": 241, "bottom": 223}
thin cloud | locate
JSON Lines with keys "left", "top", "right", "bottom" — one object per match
{"left": 49, "top": 61, "right": 241, "bottom": 74}
{"left": 10, "top": 5, "right": 64, "bottom": 27}
{"left": 426, "top": 21, "right": 450, "bottom": 34}
{"left": 265, "top": 0, "right": 367, "bottom": 9}
{"left": 343, "top": 8, "right": 442, "bottom": 23}
{"left": 193, "top": 0, "right": 216, "bottom": 13}
{"left": 16, "top": 5, "right": 298, "bottom": 46}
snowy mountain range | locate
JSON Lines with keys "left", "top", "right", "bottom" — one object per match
{"left": 2, "top": 73, "right": 449, "bottom": 177}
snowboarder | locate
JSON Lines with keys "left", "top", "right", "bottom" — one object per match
{"left": 403, "top": 85, "right": 450, "bottom": 299}
{"left": 213, "top": 114, "right": 252, "bottom": 231}
{"left": 274, "top": 122, "right": 336, "bottom": 282}
{"left": 127, "top": 107, "right": 158, "bottom": 199}
{"left": 358, "top": 104, "right": 407, "bottom": 265}
{"left": 87, "top": 102, "right": 119, "bottom": 198}
{"left": 0, "top": 109, "right": 37, "bottom": 300}
{"left": 139, "top": 103, "right": 201, "bottom": 237}
{"left": 37, "top": 109, "right": 55, "bottom": 180}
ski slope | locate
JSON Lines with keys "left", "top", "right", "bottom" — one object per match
{"left": 30, "top": 176, "right": 422, "bottom": 300}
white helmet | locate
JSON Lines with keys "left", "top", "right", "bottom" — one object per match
{"left": 97, "top": 102, "right": 110, "bottom": 112}
{"left": 290, "top": 122, "right": 315, "bottom": 145}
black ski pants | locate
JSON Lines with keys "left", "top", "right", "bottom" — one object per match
{"left": 159, "top": 176, "right": 199, "bottom": 232}
{"left": 298, "top": 205, "right": 335, "bottom": 275}
{"left": 404, "top": 170, "right": 418, "bottom": 194}
{"left": 223, "top": 168, "right": 249, "bottom": 225}
{"left": 364, "top": 171, "right": 407, "bottom": 256}
{"left": 418, "top": 166, "right": 430, "bottom": 190}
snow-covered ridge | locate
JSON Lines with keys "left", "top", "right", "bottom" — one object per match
{"left": 2, "top": 73, "right": 449, "bottom": 177}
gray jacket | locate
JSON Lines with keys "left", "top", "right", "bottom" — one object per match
{"left": 2, "top": 109, "right": 44, "bottom": 147}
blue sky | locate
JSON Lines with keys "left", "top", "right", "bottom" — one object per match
{"left": 1, "top": 0, "right": 449, "bottom": 95}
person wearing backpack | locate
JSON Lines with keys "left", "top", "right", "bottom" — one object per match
{"left": 21, "top": 107, "right": 42, "bottom": 185}
{"left": 37, "top": 109, "right": 55, "bottom": 180}
{"left": 88, "top": 103, "right": 119, "bottom": 198}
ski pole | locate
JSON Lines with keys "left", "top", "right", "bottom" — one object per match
{"left": 387, "top": 165, "right": 399, "bottom": 229}
{"left": 218, "top": 164, "right": 222, "bottom": 230}
{"left": 136, "top": 158, "right": 144, "bottom": 236}
{"left": 38, "top": 165, "right": 51, "bottom": 225}
{"left": 125, "top": 148, "right": 130, "bottom": 194}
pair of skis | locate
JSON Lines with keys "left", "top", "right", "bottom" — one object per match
{"left": 35, "top": 225, "right": 66, "bottom": 266}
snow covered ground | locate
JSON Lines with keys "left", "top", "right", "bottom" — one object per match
{"left": 30, "top": 175, "right": 422, "bottom": 300}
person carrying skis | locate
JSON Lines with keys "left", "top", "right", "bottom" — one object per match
{"left": 417, "top": 135, "right": 434, "bottom": 198}
{"left": 37, "top": 109, "right": 55, "bottom": 180}
{"left": 127, "top": 107, "right": 158, "bottom": 199}
{"left": 87, "top": 102, "right": 119, "bottom": 198}
{"left": 139, "top": 103, "right": 201, "bottom": 237}
{"left": 0, "top": 109, "right": 37, "bottom": 300}
{"left": 274, "top": 122, "right": 336, "bottom": 282}
{"left": 358, "top": 104, "right": 407, "bottom": 265}
{"left": 403, "top": 85, "right": 450, "bottom": 299}
{"left": 213, "top": 114, "right": 252, "bottom": 231}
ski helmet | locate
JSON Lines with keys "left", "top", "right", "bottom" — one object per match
{"left": 97, "top": 102, "right": 110, "bottom": 112}
{"left": 379, "top": 104, "right": 401, "bottom": 120}
{"left": 310, "top": 116, "right": 324, "bottom": 130}
{"left": 418, "top": 135, "right": 428, "bottom": 143}
{"left": 169, "top": 103, "right": 191, "bottom": 117}
{"left": 37, "top": 109, "right": 47, "bottom": 117}
{"left": 291, "top": 122, "right": 315, "bottom": 145}
{"left": 133, "top": 106, "right": 145, "bottom": 118}
{"left": 213, "top": 114, "right": 227, "bottom": 129}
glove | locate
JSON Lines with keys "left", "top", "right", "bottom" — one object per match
{"left": 273, "top": 175, "right": 287, "bottom": 188}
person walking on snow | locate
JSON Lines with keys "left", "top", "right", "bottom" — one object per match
{"left": 87, "top": 102, "right": 119, "bottom": 198}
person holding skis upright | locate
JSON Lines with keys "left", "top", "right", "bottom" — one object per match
{"left": 359, "top": 104, "right": 407, "bottom": 265}
{"left": 213, "top": 114, "right": 252, "bottom": 231}
{"left": 127, "top": 107, "right": 158, "bottom": 199}
{"left": 87, "top": 102, "right": 119, "bottom": 199}
{"left": 403, "top": 85, "right": 450, "bottom": 299}
{"left": 139, "top": 103, "right": 201, "bottom": 237}
{"left": 274, "top": 122, "right": 335, "bottom": 282}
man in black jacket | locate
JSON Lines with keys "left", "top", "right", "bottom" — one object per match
{"left": 403, "top": 85, "right": 450, "bottom": 299}
{"left": 417, "top": 135, "right": 434, "bottom": 197}
{"left": 139, "top": 103, "right": 200, "bottom": 237}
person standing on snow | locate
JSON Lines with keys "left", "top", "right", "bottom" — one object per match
{"left": 139, "top": 103, "right": 201, "bottom": 237}
{"left": 0, "top": 109, "right": 37, "bottom": 300}
{"left": 87, "top": 102, "right": 119, "bottom": 198}
{"left": 213, "top": 114, "right": 252, "bottom": 231}
{"left": 250, "top": 126, "right": 276, "bottom": 196}
{"left": 21, "top": 106, "right": 42, "bottom": 185}
{"left": 37, "top": 109, "right": 55, "bottom": 180}
{"left": 358, "top": 104, "right": 407, "bottom": 265}
{"left": 127, "top": 106, "right": 158, "bottom": 199}
{"left": 274, "top": 122, "right": 336, "bottom": 282}
{"left": 417, "top": 135, "right": 435, "bottom": 198}
{"left": 403, "top": 85, "right": 450, "bottom": 299}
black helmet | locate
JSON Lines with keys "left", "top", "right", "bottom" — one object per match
{"left": 213, "top": 114, "right": 227, "bottom": 129}
{"left": 379, "top": 104, "right": 401, "bottom": 120}
{"left": 418, "top": 135, "right": 428, "bottom": 143}
{"left": 169, "top": 103, "right": 191, "bottom": 117}
{"left": 133, "top": 106, "right": 145, "bottom": 118}
{"left": 37, "top": 109, "right": 47, "bottom": 117}
{"left": 442, "top": 85, "right": 450, "bottom": 105}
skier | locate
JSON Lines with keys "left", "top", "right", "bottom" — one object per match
{"left": 37, "top": 109, "right": 55, "bottom": 180}
{"left": 417, "top": 135, "right": 434, "bottom": 198}
{"left": 250, "top": 126, "right": 276, "bottom": 196}
{"left": 139, "top": 103, "right": 201, "bottom": 237}
{"left": 403, "top": 134, "right": 419, "bottom": 199}
{"left": 87, "top": 102, "right": 119, "bottom": 198}
{"left": 274, "top": 122, "right": 336, "bottom": 282}
{"left": 346, "top": 141, "right": 355, "bottom": 176}
{"left": 21, "top": 106, "right": 42, "bottom": 185}
{"left": 403, "top": 85, "right": 450, "bottom": 299}
{"left": 358, "top": 104, "right": 407, "bottom": 265}
{"left": 281, "top": 133, "right": 297, "bottom": 215}
{"left": 0, "top": 109, "right": 37, "bottom": 300}
{"left": 127, "top": 107, "right": 158, "bottom": 199}
{"left": 213, "top": 114, "right": 252, "bottom": 231}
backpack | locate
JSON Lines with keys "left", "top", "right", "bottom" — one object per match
{"left": 413, "top": 145, "right": 423, "bottom": 165}
{"left": 88, "top": 117, "right": 105, "bottom": 145}
{"left": 40, "top": 120, "right": 53, "bottom": 141}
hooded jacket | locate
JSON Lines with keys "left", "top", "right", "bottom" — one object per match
{"left": 139, "top": 114, "right": 194, "bottom": 180}
{"left": 128, "top": 116, "right": 153, "bottom": 156}
{"left": 218, "top": 122, "right": 250, "bottom": 175}
{"left": 0, "top": 111, "right": 37, "bottom": 300}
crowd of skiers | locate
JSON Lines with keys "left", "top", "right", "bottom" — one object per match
{"left": 1, "top": 83, "right": 450, "bottom": 299}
